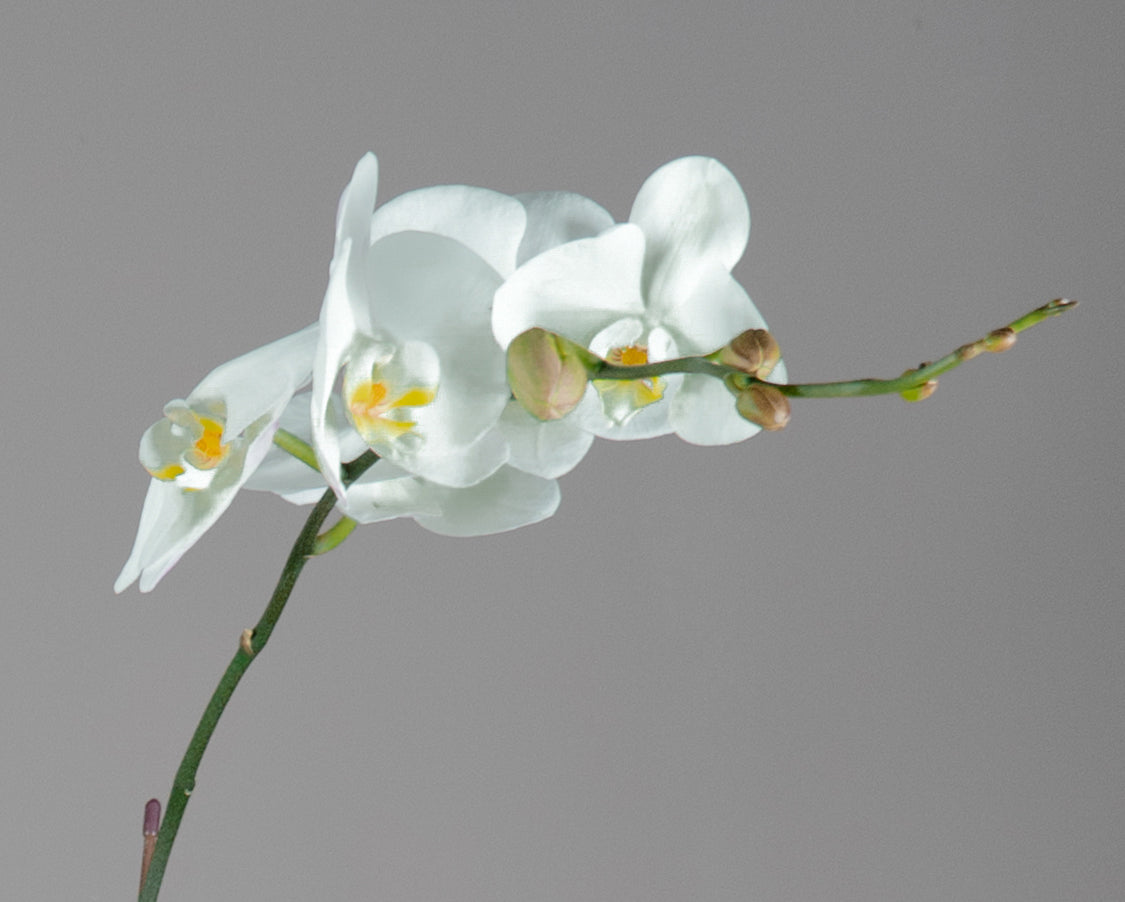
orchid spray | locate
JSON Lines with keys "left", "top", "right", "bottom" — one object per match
{"left": 121, "top": 152, "right": 1075, "bottom": 900}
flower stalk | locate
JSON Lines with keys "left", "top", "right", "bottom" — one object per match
{"left": 138, "top": 451, "right": 379, "bottom": 902}
{"left": 582, "top": 298, "right": 1076, "bottom": 399}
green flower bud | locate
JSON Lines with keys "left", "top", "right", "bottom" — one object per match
{"left": 507, "top": 328, "right": 599, "bottom": 421}
{"left": 735, "top": 383, "right": 791, "bottom": 431}
{"left": 717, "top": 328, "right": 782, "bottom": 378}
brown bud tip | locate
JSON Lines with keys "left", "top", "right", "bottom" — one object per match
{"left": 719, "top": 329, "right": 782, "bottom": 378}
{"left": 144, "top": 799, "right": 161, "bottom": 836}
{"left": 735, "top": 383, "right": 791, "bottom": 431}
{"left": 900, "top": 379, "right": 938, "bottom": 402}
{"left": 984, "top": 327, "right": 1017, "bottom": 353}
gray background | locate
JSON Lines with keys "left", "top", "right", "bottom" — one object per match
{"left": 3, "top": 3, "right": 1122, "bottom": 900}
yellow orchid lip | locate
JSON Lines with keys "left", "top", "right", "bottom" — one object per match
{"left": 347, "top": 378, "right": 437, "bottom": 443}
{"left": 593, "top": 344, "right": 664, "bottom": 420}
{"left": 184, "top": 416, "right": 230, "bottom": 470}
{"left": 144, "top": 407, "right": 234, "bottom": 485}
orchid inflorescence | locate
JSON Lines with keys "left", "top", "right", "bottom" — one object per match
{"left": 122, "top": 153, "right": 1074, "bottom": 900}
{"left": 117, "top": 153, "right": 1074, "bottom": 594}
{"left": 116, "top": 154, "right": 783, "bottom": 592}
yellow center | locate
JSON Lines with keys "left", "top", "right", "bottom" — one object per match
{"left": 594, "top": 344, "right": 664, "bottom": 418}
{"left": 190, "top": 417, "right": 228, "bottom": 469}
{"left": 616, "top": 345, "right": 650, "bottom": 367}
{"left": 348, "top": 380, "right": 436, "bottom": 442}
{"left": 145, "top": 409, "right": 232, "bottom": 484}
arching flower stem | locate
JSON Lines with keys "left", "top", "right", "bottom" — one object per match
{"left": 138, "top": 450, "right": 380, "bottom": 902}
{"left": 589, "top": 298, "right": 1076, "bottom": 400}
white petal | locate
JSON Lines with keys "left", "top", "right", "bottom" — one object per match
{"left": 115, "top": 438, "right": 258, "bottom": 593}
{"left": 364, "top": 231, "right": 506, "bottom": 369}
{"left": 335, "top": 153, "right": 378, "bottom": 254}
{"left": 492, "top": 224, "right": 647, "bottom": 349}
{"left": 243, "top": 448, "right": 324, "bottom": 500}
{"left": 387, "top": 419, "right": 509, "bottom": 488}
{"left": 342, "top": 464, "right": 445, "bottom": 524}
{"left": 629, "top": 156, "right": 749, "bottom": 311}
{"left": 669, "top": 373, "right": 760, "bottom": 446}
{"left": 189, "top": 322, "right": 319, "bottom": 440}
{"left": 656, "top": 263, "right": 768, "bottom": 354}
{"left": 311, "top": 240, "right": 359, "bottom": 500}
{"left": 514, "top": 191, "right": 615, "bottom": 264}
{"left": 413, "top": 467, "right": 560, "bottom": 536}
{"left": 766, "top": 357, "right": 789, "bottom": 385}
{"left": 369, "top": 185, "right": 526, "bottom": 277}
{"left": 115, "top": 478, "right": 178, "bottom": 593}
{"left": 406, "top": 373, "right": 509, "bottom": 465}
{"left": 498, "top": 400, "right": 595, "bottom": 478}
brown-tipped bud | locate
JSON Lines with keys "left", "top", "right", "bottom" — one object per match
{"left": 718, "top": 329, "right": 782, "bottom": 378}
{"left": 983, "top": 327, "right": 1017, "bottom": 353}
{"left": 507, "top": 328, "right": 599, "bottom": 421}
{"left": 900, "top": 379, "right": 938, "bottom": 402}
{"left": 735, "top": 383, "right": 791, "bottom": 431}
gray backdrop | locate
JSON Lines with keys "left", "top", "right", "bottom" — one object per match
{"left": 3, "top": 3, "right": 1123, "bottom": 900}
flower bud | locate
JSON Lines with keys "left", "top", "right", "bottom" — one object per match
{"left": 983, "top": 327, "right": 1017, "bottom": 353}
{"left": 507, "top": 328, "right": 598, "bottom": 421}
{"left": 735, "top": 383, "right": 791, "bottom": 431}
{"left": 718, "top": 328, "right": 782, "bottom": 378}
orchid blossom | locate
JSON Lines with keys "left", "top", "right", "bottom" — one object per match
{"left": 493, "top": 156, "right": 786, "bottom": 445}
{"left": 115, "top": 324, "right": 318, "bottom": 592}
{"left": 310, "top": 154, "right": 527, "bottom": 503}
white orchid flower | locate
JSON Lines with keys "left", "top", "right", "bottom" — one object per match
{"left": 493, "top": 156, "right": 787, "bottom": 445}
{"left": 115, "top": 324, "right": 319, "bottom": 592}
{"left": 250, "top": 391, "right": 560, "bottom": 535}
{"left": 311, "top": 154, "right": 530, "bottom": 501}
{"left": 486, "top": 190, "right": 621, "bottom": 477}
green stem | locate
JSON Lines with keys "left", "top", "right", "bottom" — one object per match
{"left": 139, "top": 450, "right": 379, "bottom": 901}
{"left": 272, "top": 428, "right": 320, "bottom": 472}
{"left": 312, "top": 515, "right": 358, "bottom": 555}
{"left": 594, "top": 298, "right": 1077, "bottom": 398}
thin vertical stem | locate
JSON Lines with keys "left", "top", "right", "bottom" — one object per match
{"left": 138, "top": 451, "right": 378, "bottom": 900}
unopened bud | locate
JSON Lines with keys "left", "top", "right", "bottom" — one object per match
{"left": 983, "top": 327, "right": 1017, "bottom": 353}
{"left": 900, "top": 379, "right": 938, "bottom": 402}
{"left": 735, "top": 383, "right": 791, "bottom": 431}
{"left": 719, "top": 329, "right": 782, "bottom": 378}
{"left": 507, "top": 328, "right": 598, "bottom": 420}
